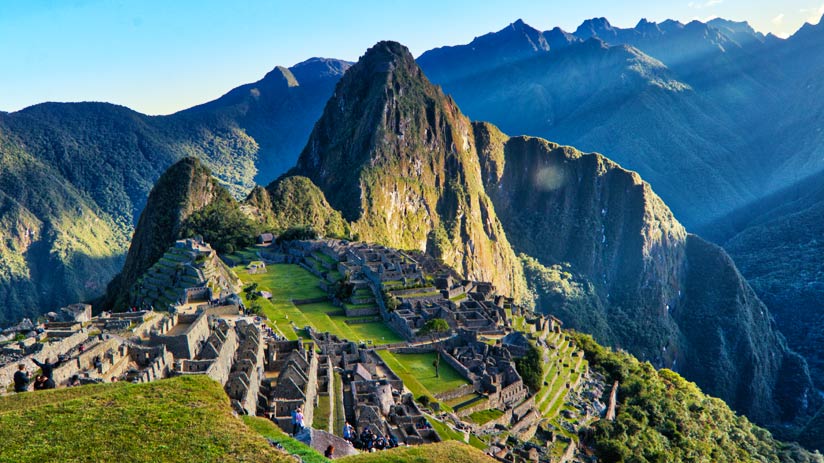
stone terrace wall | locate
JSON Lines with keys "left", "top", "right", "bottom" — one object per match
{"left": 177, "top": 328, "right": 237, "bottom": 386}
{"left": 52, "top": 338, "right": 121, "bottom": 385}
{"left": 0, "top": 331, "right": 88, "bottom": 388}
{"left": 435, "top": 383, "right": 475, "bottom": 402}
{"left": 149, "top": 312, "right": 210, "bottom": 359}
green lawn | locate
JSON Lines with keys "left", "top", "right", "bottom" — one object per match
{"left": 313, "top": 394, "right": 332, "bottom": 432}
{"left": 235, "top": 264, "right": 403, "bottom": 345}
{"left": 377, "top": 351, "right": 470, "bottom": 399}
{"left": 467, "top": 409, "right": 504, "bottom": 425}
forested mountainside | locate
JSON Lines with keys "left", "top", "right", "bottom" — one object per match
{"left": 0, "top": 58, "right": 346, "bottom": 323}
{"left": 472, "top": 123, "right": 817, "bottom": 426}
{"left": 702, "top": 169, "right": 824, "bottom": 398}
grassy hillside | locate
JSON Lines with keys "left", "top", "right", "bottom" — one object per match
{"left": 0, "top": 376, "right": 289, "bottom": 463}
{"left": 573, "top": 333, "right": 822, "bottom": 463}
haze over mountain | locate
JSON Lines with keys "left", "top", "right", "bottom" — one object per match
{"left": 703, "top": 169, "right": 824, "bottom": 395}
{"left": 417, "top": 14, "right": 824, "bottom": 230}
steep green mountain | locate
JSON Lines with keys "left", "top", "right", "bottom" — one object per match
{"left": 702, "top": 170, "right": 824, "bottom": 393}
{"left": 246, "top": 176, "right": 349, "bottom": 238}
{"left": 0, "top": 59, "right": 346, "bottom": 322}
{"left": 285, "top": 41, "right": 527, "bottom": 300}
{"left": 0, "top": 124, "right": 128, "bottom": 326}
{"left": 472, "top": 123, "right": 819, "bottom": 426}
{"left": 104, "top": 157, "right": 252, "bottom": 309}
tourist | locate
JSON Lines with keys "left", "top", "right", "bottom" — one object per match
{"left": 324, "top": 445, "right": 334, "bottom": 459}
{"left": 290, "top": 408, "right": 298, "bottom": 435}
{"left": 32, "top": 356, "right": 64, "bottom": 381}
{"left": 33, "top": 375, "right": 47, "bottom": 391}
{"left": 111, "top": 376, "right": 118, "bottom": 383}
{"left": 43, "top": 376, "right": 56, "bottom": 390}
{"left": 295, "top": 407, "right": 305, "bottom": 433}
{"left": 13, "top": 364, "right": 29, "bottom": 393}
{"left": 343, "top": 422, "right": 354, "bottom": 442}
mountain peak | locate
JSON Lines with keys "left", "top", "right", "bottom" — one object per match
{"left": 289, "top": 57, "right": 351, "bottom": 84}
{"left": 260, "top": 66, "right": 299, "bottom": 87}
{"left": 575, "top": 17, "right": 614, "bottom": 38}
{"left": 360, "top": 40, "right": 417, "bottom": 72}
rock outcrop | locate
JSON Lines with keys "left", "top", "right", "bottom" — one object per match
{"left": 473, "top": 123, "right": 818, "bottom": 425}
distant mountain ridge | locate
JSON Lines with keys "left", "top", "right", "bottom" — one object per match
{"left": 418, "top": 14, "right": 824, "bottom": 229}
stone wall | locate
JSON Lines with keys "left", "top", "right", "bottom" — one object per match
{"left": 439, "top": 351, "right": 476, "bottom": 383}
{"left": 149, "top": 312, "right": 210, "bottom": 359}
{"left": 344, "top": 306, "right": 379, "bottom": 317}
{"left": 0, "top": 331, "right": 88, "bottom": 388}
{"left": 177, "top": 328, "right": 237, "bottom": 385}
{"left": 434, "top": 383, "right": 475, "bottom": 402}
{"left": 52, "top": 338, "right": 122, "bottom": 385}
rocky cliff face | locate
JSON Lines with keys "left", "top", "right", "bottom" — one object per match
{"left": 288, "top": 41, "right": 527, "bottom": 300}
{"left": 104, "top": 157, "right": 235, "bottom": 309}
{"left": 473, "top": 123, "right": 818, "bottom": 425}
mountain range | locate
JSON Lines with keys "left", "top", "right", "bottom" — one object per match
{"left": 3, "top": 14, "right": 824, "bottom": 447}
{"left": 0, "top": 57, "right": 347, "bottom": 325}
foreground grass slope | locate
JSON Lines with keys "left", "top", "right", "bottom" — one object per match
{"left": 0, "top": 376, "right": 288, "bottom": 463}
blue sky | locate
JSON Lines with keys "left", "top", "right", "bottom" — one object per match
{"left": 2, "top": 0, "right": 822, "bottom": 115}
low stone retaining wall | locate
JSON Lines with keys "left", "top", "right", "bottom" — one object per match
{"left": 435, "top": 383, "right": 475, "bottom": 402}
{"left": 292, "top": 297, "right": 329, "bottom": 306}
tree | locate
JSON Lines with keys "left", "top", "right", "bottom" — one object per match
{"left": 275, "top": 226, "right": 318, "bottom": 244}
{"left": 515, "top": 343, "right": 543, "bottom": 393}
{"left": 419, "top": 318, "right": 450, "bottom": 336}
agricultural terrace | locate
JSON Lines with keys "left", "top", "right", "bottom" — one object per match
{"left": 234, "top": 263, "right": 403, "bottom": 345}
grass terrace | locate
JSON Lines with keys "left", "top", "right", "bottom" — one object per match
{"left": 339, "top": 440, "right": 494, "bottom": 463}
{"left": 377, "top": 351, "right": 470, "bottom": 400}
{"left": 467, "top": 409, "right": 504, "bottom": 426}
{"left": 244, "top": 416, "right": 329, "bottom": 463}
{"left": 236, "top": 264, "right": 403, "bottom": 344}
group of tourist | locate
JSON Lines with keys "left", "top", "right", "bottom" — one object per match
{"left": 343, "top": 422, "right": 399, "bottom": 452}
{"left": 12, "top": 356, "right": 65, "bottom": 393}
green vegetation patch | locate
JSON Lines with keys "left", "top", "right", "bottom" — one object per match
{"left": 236, "top": 264, "right": 403, "bottom": 344}
{"left": 377, "top": 351, "right": 469, "bottom": 398}
{"left": 0, "top": 376, "right": 287, "bottom": 463}
{"left": 338, "top": 440, "right": 493, "bottom": 463}
{"left": 573, "top": 332, "right": 820, "bottom": 463}
{"left": 467, "top": 409, "right": 504, "bottom": 425}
